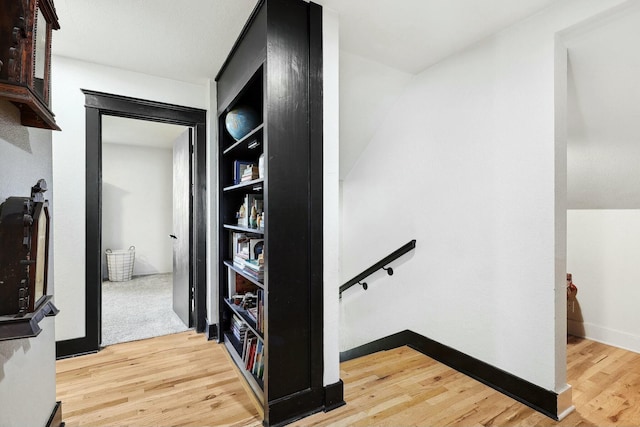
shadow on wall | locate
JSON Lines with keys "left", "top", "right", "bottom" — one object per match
{"left": 131, "top": 257, "right": 164, "bottom": 278}
{"left": 102, "top": 182, "right": 128, "bottom": 279}
{"left": 0, "top": 103, "right": 31, "bottom": 154}
{"left": 0, "top": 339, "right": 32, "bottom": 382}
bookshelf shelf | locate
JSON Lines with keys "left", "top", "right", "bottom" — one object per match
{"left": 216, "top": 1, "right": 327, "bottom": 424}
{"left": 223, "top": 123, "right": 264, "bottom": 156}
{"left": 223, "top": 224, "right": 265, "bottom": 235}
{"left": 223, "top": 178, "right": 264, "bottom": 193}
{"left": 223, "top": 298, "right": 263, "bottom": 339}
{"left": 223, "top": 261, "right": 264, "bottom": 289}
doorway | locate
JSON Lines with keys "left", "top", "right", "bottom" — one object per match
{"left": 83, "top": 90, "right": 207, "bottom": 352}
{"left": 100, "top": 116, "right": 192, "bottom": 345}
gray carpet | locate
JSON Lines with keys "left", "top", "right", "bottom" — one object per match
{"left": 101, "top": 273, "right": 190, "bottom": 346}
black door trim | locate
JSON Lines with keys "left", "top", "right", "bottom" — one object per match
{"left": 56, "top": 90, "right": 207, "bottom": 358}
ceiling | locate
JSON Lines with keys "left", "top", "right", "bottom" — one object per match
{"left": 51, "top": 0, "right": 562, "bottom": 175}
{"left": 51, "top": 0, "right": 258, "bottom": 84}
{"left": 102, "top": 116, "right": 188, "bottom": 149}
{"left": 51, "top": 0, "right": 559, "bottom": 83}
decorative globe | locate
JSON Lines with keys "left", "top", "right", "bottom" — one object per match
{"left": 225, "top": 106, "right": 260, "bottom": 141}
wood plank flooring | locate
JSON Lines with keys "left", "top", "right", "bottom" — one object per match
{"left": 57, "top": 333, "right": 640, "bottom": 426}
{"left": 56, "top": 331, "right": 261, "bottom": 427}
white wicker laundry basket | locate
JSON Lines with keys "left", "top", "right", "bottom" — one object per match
{"left": 105, "top": 246, "right": 135, "bottom": 282}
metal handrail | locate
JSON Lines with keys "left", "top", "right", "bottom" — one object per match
{"left": 339, "top": 240, "right": 416, "bottom": 296}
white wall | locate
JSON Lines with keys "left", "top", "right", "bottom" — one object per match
{"left": 323, "top": 7, "right": 341, "bottom": 387}
{"left": 339, "top": 0, "right": 625, "bottom": 402}
{"left": 567, "top": 210, "right": 640, "bottom": 353}
{"left": 102, "top": 143, "right": 173, "bottom": 278}
{"left": 564, "top": 2, "right": 640, "bottom": 353}
{"left": 339, "top": 51, "right": 412, "bottom": 179}
{"left": 206, "top": 80, "right": 219, "bottom": 328}
{"left": 0, "top": 101, "right": 57, "bottom": 427}
{"left": 51, "top": 56, "right": 206, "bottom": 341}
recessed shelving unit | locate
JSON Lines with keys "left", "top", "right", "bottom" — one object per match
{"left": 216, "top": 0, "right": 329, "bottom": 425}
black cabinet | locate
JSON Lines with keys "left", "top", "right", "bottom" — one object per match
{"left": 216, "top": 0, "right": 325, "bottom": 425}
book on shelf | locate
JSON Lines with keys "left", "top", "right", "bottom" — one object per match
{"left": 247, "top": 306, "right": 258, "bottom": 322}
{"left": 233, "top": 255, "right": 247, "bottom": 270}
{"left": 232, "top": 251, "right": 265, "bottom": 281}
{"left": 252, "top": 340, "right": 263, "bottom": 376}
{"left": 233, "top": 160, "right": 254, "bottom": 185}
{"left": 239, "top": 338, "right": 263, "bottom": 380}
{"left": 241, "top": 330, "right": 251, "bottom": 360}
{"left": 231, "top": 314, "right": 248, "bottom": 344}
{"left": 240, "top": 165, "right": 259, "bottom": 182}
{"left": 244, "top": 258, "right": 264, "bottom": 272}
{"left": 256, "top": 289, "right": 264, "bottom": 334}
{"left": 243, "top": 334, "right": 256, "bottom": 365}
{"left": 233, "top": 232, "right": 250, "bottom": 258}
{"left": 249, "top": 238, "right": 264, "bottom": 260}
{"left": 242, "top": 269, "right": 263, "bottom": 281}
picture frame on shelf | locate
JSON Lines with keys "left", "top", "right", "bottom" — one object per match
{"left": 249, "top": 239, "right": 264, "bottom": 260}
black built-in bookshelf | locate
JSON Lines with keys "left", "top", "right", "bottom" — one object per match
{"left": 216, "top": 1, "right": 331, "bottom": 425}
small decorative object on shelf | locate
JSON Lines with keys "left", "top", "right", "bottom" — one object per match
{"left": 0, "top": 179, "right": 51, "bottom": 316}
{"left": 258, "top": 153, "right": 265, "bottom": 179}
{"left": 225, "top": 105, "right": 260, "bottom": 141}
{"left": 0, "top": 0, "right": 61, "bottom": 130}
{"left": 236, "top": 194, "right": 263, "bottom": 229}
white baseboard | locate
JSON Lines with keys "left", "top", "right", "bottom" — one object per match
{"left": 556, "top": 384, "right": 574, "bottom": 421}
{"left": 568, "top": 319, "right": 640, "bottom": 354}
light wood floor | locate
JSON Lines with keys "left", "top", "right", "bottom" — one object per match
{"left": 57, "top": 332, "right": 640, "bottom": 426}
{"left": 56, "top": 331, "right": 262, "bottom": 427}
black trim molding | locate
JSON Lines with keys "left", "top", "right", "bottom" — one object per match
{"left": 324, "top": 380, "right": 346, "bottom": 412}
{"left": 56, "top": 337, "right": 98, "bottom": 360}
{"left": 267, "top": 387, "right": 325, "bottom": 427}
{"left": 340, "top": 330, "right": 559, "bottom": 420}
{"left": 205, "top": 320, "right": 218, "bottom": 341}
{"left": 57, "top": 90, "right": 207, "bottom": 358}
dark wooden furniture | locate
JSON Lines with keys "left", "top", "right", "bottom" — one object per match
{"left": 0, "top": 0, "right": 60, "bottom": 130}
{"left": 216, "top": 0, "right": 327, "bottom": 425}
{"left": 0, "top": 179, "right": 51, "bottom": 316}
{"left": 0, "top": 295, "right": 58, "bottom": 341}
{"left": 0, "top": 179, "right": 58, "bottom": 342}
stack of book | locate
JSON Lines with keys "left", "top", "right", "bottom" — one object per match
{"left": 233, "top": 257, "right": 264, "bottom": 281}
{"left": 231, "top": 314, "right": 248, "bottom": 346}
{"left": 242, "top": 332, "right": 264, "bottom": 381}
{"left": 240, "top": 165, "right": 259, "bottom": 182}
{"left": 243, "top": 259, "right": 264, "bottom": 280}
{"left": 245, "top": 290, "right": 263, "bottom": 333}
